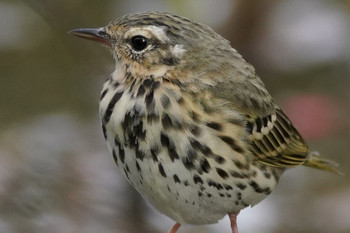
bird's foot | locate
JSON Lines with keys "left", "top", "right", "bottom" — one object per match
{"left": 228, "top": 211, "right": 240, "bottom": 233}
{"left": 168, "top": 222, "right": 181, "bottom": 233}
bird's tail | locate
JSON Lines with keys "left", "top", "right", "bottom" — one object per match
{"left": 304, "top": 151, "right": 343, "bottom": 175}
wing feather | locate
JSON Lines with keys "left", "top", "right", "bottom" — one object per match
{"left": 248, "top": 108, "right": 309, "bottom": 167}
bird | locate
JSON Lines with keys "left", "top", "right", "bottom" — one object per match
{"left": 69, "top": 12, "right": 340, "bottom": 233}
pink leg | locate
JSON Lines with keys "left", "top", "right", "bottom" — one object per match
{"left": 229, "top": 211, "right": 240, "bottom": 233}
{"left": 168, "top": 223, "right": 181, "bottom": 233}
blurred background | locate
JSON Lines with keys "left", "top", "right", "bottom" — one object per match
{"left": 0, "top": 0, "right": 349, "bottom": 232}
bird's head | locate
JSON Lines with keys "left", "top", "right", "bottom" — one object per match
{"left": 69, "top": 12, "right": 232, "bottom": 78}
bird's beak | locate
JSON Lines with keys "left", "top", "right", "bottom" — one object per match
{"left": 68, "top": 27, "right": 114, "bottom": 46}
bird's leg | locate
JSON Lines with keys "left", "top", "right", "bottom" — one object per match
{"left": 228, "top": 211, "right": 240, "bottom": 233}
{"left": 168, "top": 223, "right": 181, "bottom": 233}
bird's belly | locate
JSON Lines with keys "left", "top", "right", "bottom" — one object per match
{"left": 105, "top": 134, "right": 282, "bottom": 225}
{"left": 99, "top": 82, "right": 283, "bottom": 224}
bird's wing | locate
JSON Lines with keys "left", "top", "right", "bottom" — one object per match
{"left": 209, "top": 69, "right": 310, "bottom": 168}
{"left": 246, "top": 108, "right": 309, "bottom": 167}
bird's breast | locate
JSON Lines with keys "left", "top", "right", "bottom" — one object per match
{"left": 98, "top": 74, "right": 282, "bottom": 224}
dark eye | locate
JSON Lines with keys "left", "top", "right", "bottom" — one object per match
{"left": 130, "top": 35, "right": 148, "bottom": 51}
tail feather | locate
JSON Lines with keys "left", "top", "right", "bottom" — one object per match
{"left": 304, "top": 151, "right": 343, "bottom": 175}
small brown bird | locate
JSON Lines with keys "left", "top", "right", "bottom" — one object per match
{"left": 69, "top": 12, "right": 339, "bottom": 233}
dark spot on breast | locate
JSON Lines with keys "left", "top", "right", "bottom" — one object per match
{"left": 182, "top": 156, "right": 195, "bottom": 170}
{"left": 214, "top": 155, "right": 226, "bottom": 164}
{"left": 207, "top": 179, "right": 223, "bottom": 190}
{"left": 198, "top": 191, "right": 203, "bottom": 197}
{"left": 173, "top": 174, "right": 180, "bottom": 183}
{"left": 150, "top": 146, "right": 159, "bottom": 162}
{"left": 134, "top": 122, "right": 146, "bottom": 140}
{"left": 121, "top": 111, "right": 137, "bottom": 132}
{"left": 161, "top": 94, "right": 171, "bottom": 109}
{"left": 137, "top": 85, "right": 146, "bottom": 97}
{"left": 224, "top": 184, "right": 233, "bottom": 190}
{"left": 236, "top": 192, "right": 242, "bottom": 200}
{"left": 219, "top": 136, "right": 245, "bottom": 153}
{"left": 102, "top": 124, "right": 107, "bottom": 139}
{"left": 265, "top": 187, "right": 272, "bottom": 195}
{"left": 216, "top": 168, "right": 229, "bottom": 179}
{"left": 112, "top": 149, "right": 118, "bottom": 165}
{"left": 168, "top": 148, "right": 180, "bottom": 162}
{"left": 118, "top": 146, "right": 125, "bottom": 164}
{"left": 125, "top": 72, "right": 132, "bottom": 81}
{"left": 161, "top": 113, "right": 172, "bottom": 129}
{"left": 129, "top": 80, "right": 136, "bottom": 93}
{"left": 230, "top": 170, "right": 246, "bottom": 179}
{"left": 160, "top": 133, "right": 179, "bottom": 161}
{"left": 219, "top": 193, "right": 225, "bottom": 197}
{"left": 112, "top": 81, "right": 120, "bottom": 88}
{"left": 177, "top": 96, "right": 184, "bottom": 105}
{"left": 126, "top": 132, "right": 137, "bottom": 149}
{"left": 236, "top": 183, "right": 247, "bottom": 190}
{"left": 151, "top": 81, "right": 160, "bottom": 90}
{"left": 199, "top": 158, "right": 211, "bottom": 173}
{"left": 193, "top": 174, "right": 203, "bottom": 184}
{"left": 135, "top": 161, "right": 141, "bottom": 173}
{"left": 189, "top": 111, "right": 200, "bottom": 122}
{"left": 184, "top": 180, "right": 189, "bottom": 186}
{"left": 206, "top": 122, "right": 223, "bottom": 131}
{"left": 147, "top": 113, "right": 159, "bottom": 123}
{"left": 100, "top": 89, "right": 108, "bottom": 100}
{"left": 249, "top": 181, "right": 270, "bottom": 194}
{"left": 186, "top": 147, "right": 197, "bottom": 161}
{"left": 114, "top": 136, "right": 120, "bottom": 145}
{"left": 145, "top": 90, "right": 154, "bottom": 111}
{"left": 143, "top": 79, "right": 153, "bottom": 88}
{"left": 160, "top": 133, "right": 170, "bottom": 146}
{"left": 189, "top": 138, "right": 212, "bottom": 156}
{"left": 158, "top": 163, "right": 167, "bottom": 177}
{"left": 135, "top": 149, "right": 145, "bottom": 161}
{"left": 189, "top": 125, "right": 201, "bottom": 137}
{"left": 233, "top": 160, "right": 249, "bottom": 170}
{"left": 103, "top": 91, "right": 123, "bottom": 123}
{"left": 125, "top": 164, "right": 130, "bottom": 173}
{"left": 272, "top": 169, "right": 281, "bottom": 181}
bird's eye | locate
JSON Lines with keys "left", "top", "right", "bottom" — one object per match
{"left": 130, "top": 35, "right": 148, "bottom": 51}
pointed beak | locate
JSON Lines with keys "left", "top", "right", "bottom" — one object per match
{"left": 68, "top": 27, "right": 114, "bottom": 46}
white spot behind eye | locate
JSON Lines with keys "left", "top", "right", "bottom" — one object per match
{"left": 143, "top": 25, "right": 169, "bottom": 42}
{"left": 172, "top": 44, "right": 186, "bottom": 57}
